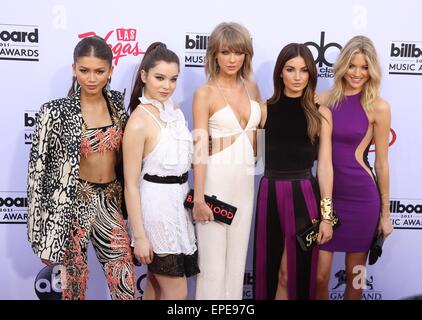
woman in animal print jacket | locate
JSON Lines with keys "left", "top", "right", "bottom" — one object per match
{"left": 27, "top": 36, "right": 136, "bottom": 300}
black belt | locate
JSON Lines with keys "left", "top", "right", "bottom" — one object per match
{"left": 143, "top": 172, "right": 189, "bottom": 184}
{"left": 264, "top": 169, "right": 313, "bottom": 180}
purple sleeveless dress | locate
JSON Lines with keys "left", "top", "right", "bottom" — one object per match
{"left": 320, "top": 93, "right": 380, "bottom": 252}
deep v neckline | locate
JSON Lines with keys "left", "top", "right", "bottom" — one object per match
{"left": 214, "top": 78, "right": 252, "bottom": 130}
{"left": 227, "top": 102, "right": 253, "bottom": 130}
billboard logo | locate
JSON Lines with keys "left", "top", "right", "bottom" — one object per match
{"left": 0, "top": 191, "right": 27, "bottom": 224}
{"left": 185, "top": 34, "right": 209, "bottom": 50}
{"left": 24, "top": 110, "right": 38, "bottom": 145}
{"left": 391, "top": 199, "right": 422, "bottom": 230}
{"left": 0, "top": 24, "right": 39, "bottom": 61}
{"left": 243, "top": 270, "right": 254, "bottom": 299}
{"left": 388, "top": 41, "right": 422, "bottom": 76}
{"left": 184, "top": 32, "right": 209, "bottom": 68}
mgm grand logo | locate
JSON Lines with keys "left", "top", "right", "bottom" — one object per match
{"left": 329, "top": 269, "right": 382, "bottom": 300}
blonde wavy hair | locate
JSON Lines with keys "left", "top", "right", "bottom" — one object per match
{"left": 205, "top": 22, "right": 253, "bottom": 80}
{"left": 327, "top": 35, "right": 381, "bottom": 112}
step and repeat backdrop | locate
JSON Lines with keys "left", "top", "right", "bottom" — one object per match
{"left": 1, "top": 0, "right": 421, "bottom": 300}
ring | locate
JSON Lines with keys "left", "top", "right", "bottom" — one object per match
{"left": 204, "top": 220, "right": 209, "bottom": 224}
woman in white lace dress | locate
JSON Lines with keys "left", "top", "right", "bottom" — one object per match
{"left": 123, "top": 42, "right": 199, "bottom": 300}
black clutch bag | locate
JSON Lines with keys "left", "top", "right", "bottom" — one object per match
{"left": 295, "top": 211, "right": 341, "bottom": 252}
{"left": 368, "top": 233, "right": 384, "bottom": 265}
{"left": 184, "top": 189, "right": 237, "bottom": 225}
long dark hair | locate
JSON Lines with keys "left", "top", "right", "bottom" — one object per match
{"left": 128, "top": 42, "right": 180, "bottom": 113}
{"left": 268, "top": 43, "right": 321, "bottom": 143}
{"left": 68, "top": 36, "right": 113, "bottom": 96}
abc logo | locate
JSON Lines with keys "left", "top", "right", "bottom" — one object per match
{"left": 34, "top": 263, "right": 63, "bottom": 300}
{"left": 136, "top": 273, "right": 147, "bottom": 299}
{"left": 304, "top": 32, "right": 342, "bottom": 67}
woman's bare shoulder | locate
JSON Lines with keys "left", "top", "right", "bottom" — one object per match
{"left": 318, "top": 105, "right": 332, "bottom": 118}
{"left": 373, "top": 96, "right": 391, "bottom": 113}
{"left": 194, "top": 82, "right": 217, "bottom": 99}
{"left": 126, "top": 105, "right": 152, "bottom": 131}
{"left": 193, "top": 82, "right": 219, "bottom": 112}
{"left": 244, "top": 78, "right": 262, "bottom": 100}
{"left": 316, "top": 90, "right": 331, "bottom": 106}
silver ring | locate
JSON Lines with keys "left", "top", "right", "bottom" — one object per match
{"left": 204, "top": 220, "right": 209, "bottom": 224}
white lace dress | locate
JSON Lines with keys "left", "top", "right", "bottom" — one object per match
{"left": 138, "top": 98, "right": 197, "bottom": 255}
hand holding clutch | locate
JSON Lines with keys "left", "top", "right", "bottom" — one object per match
{"left": 368, "top": 233, "right": 385, "bottom": 265}
{"left": 184, "top": 189, "right": 237, "bottom": 225}
{"left": 295, "top": 210, "right": 341, "bottom": 252}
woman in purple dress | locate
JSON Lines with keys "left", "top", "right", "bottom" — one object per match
{"left": 316, "top": 36, "right": 393, "bottom": 300}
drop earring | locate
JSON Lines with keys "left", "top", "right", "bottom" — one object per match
{"left": 73, "top": 77, "right": 80, "bottom": 93}
{"left": 106, "top": 77, "right": 112, "bottom": 97}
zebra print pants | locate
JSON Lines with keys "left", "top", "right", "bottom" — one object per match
{"left": 61, "top": 179, "right": 136, "bottom": 300}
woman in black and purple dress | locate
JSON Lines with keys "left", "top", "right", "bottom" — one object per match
{"left": 316, "top": 36, "right": 393, "bottom": 300}
{"left": 253, "top": 43, "right": 334, "bottom": 300}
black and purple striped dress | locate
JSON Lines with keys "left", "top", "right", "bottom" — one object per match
{"left": 253, "top": 94, "right": 319, "bottom": 300}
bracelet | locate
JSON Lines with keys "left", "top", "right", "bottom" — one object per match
{"left": 320, "top": 197, "right": 335, "bottom": 221}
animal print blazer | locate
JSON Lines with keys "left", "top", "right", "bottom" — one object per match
{"left": 27, "top": 89, "right": 129, "bottom": 263}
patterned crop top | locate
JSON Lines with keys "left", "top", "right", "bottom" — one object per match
{"left": 80, "top": 109, "right": 124, "bottom": 158}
